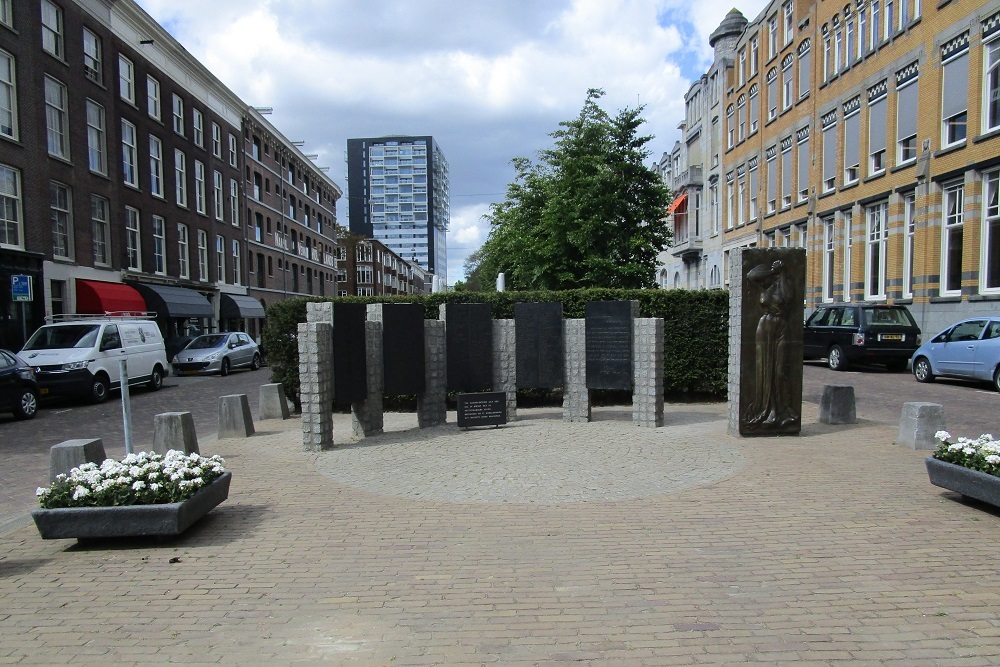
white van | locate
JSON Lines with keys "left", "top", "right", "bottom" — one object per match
{"left": 20, "top": 317, "right": 169, "bottom": 403}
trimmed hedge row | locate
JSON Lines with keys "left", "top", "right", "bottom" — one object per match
{"left": 261, "top": 289, "right": 730, "bottom": 411}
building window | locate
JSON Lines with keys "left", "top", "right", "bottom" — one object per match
{"left": 738, "top": 48, "right": 746, "bottom": 86}
{"left": 942, "top": 182, "right": 964, "bottom": 295}
{"left": 0, "top": 163, "right": 20, "bottom": 249}
{"left": 750, "top": 35, "right": 759, "bottom": 75}
{"left": 0, "top": 0, "right": 11, "bottom": 28}
{"left": 232, "top": 240, "right": 241, "bottom": 285}
{"left": 194, "top": 161, "right": 206, "bottom": 214}
{"left": 172, "top": 94, "right": 184, "bottom": 136}
{"left": 870, "top": 0, "right": 880, "bottom": 49}
{"left": 781, "top": 56, "right": 793, "bottom": 111}
{"left": 82, "top": 28, "right": 101, "bottom": 82}
{"left": 865, "top": 201, "right": 888, "bottom": 299}
{"left": 91, "top": 195, "right": 109, "bottom": 266}
{"left": 149, "top": 135, "right": 163, "bottom": 197}
{"left": 903, "top": 191, "right": 916, "bottom": 298}
{"left": 147, "top": 76, "right": 159, "bottom": 119}
{"left": 726, "top": 105, "right": 734, "bottom": 148}
{"left": 0, "top": 49, "right": 15, "bottom": 140}
{"left": 118, "top": 55, "right": 133, "bottom": 103}
{"left": 85, "top": 100, "right": 106, "bottom": 175}
{"left": 844, "top": 211, "right": 853, "bottom": 301}
{"left": 197, "top": 230, "right": 208, "bottom": 281}
{"left": 44, "top": 76, "right": 68, "bottom": 159}
{"left": 983, "top": 171, "right": 1000, "bottom": 292}
{"left": 174, "top": 149, "right": 187, "bottom": 207}
{"left": 737, "top": 97, "right": 746, "bottom": 141}
{"left": 726, "top": 181, "right": 734, "bottom": 230}
{"left": 885, "top": 0, "right": 894, "bottom": 39}
{"left": 229, "top": 134, "right": 238, "bottom": 167}
{"left": 768, "top": 16, "right": 778, "bottom": 59}
{"left": 868, "top": 91, "right": 887, "bottom": 175}
{"left": 738, "top": 174, "right": 746, "bottom": 224}
{"left": 125, "top": 207, "right": 141, "bottom": 271}
{"left": 844, "top": 109, "right": 860, "bottom": 183}
{"left": 41, "top": 0, "right": 63, "bottom": 59}
{"left": 822, "top": 120, "right": 836, "bottom": 192}
{"left": 781, "top": 143, "right": 792, "bottom": 208}
{"left": 749, "top": 85, "right": 759, "bottom": 133}
{"left": 846, "top": 20, "right": 855, "bottom": 67}
{"left": 749, "top": 165, "right": 758, "bottom": 220}
{"left": 834, "top": 29, "right": 842, "bottom": 75}
{"left": 213, "top": 170, "right": 223, "bottom": 221}
{"left": 823, "top": 217, "right": 835, "bottom": 301}
{"left": 783, "top": 2, "right": 794, "bottom": 46}
{"left": 984, "top": 38, "right": 1000, "bottom": 133}
{"left": 121, "top": 120, "right": 138, "bottom": 187}
{"left": 50, "top": 182, "right": 71, "bottom": 259}
{"left": 767, "top": 69, "right": 778, "bottom": 121}
{"left": 216, "top": 235, "right": 225, "bottom": 283}
{"left": 710, "top": 183, "right": 719, "bottom": 235}
{"left": 897, "top": 78, "right": 918, "bottom": 163}
{"left": 230, "top": 179, "right": 239, "bottom": 226}
{"left": 942, "top": 41, "right": 969, "bottom": 147}
{"left": 797, "top": 135, "right": 809, "bottom": 203}
{"left": 152, "top": 215, "right": 166, "bottom": 275}
{"left": 798, "top": 43, "right": 810, "bottom": 98}
{"left": 823, "top": 35, "right": 831, "bottom": 83}
{"left": 193, "top": 108, "right": 203, "bottom": 147}
{"left": 766, "top": 153, "right": 776, "bottom": 213}
{"left": 177, "top": 223, "right": 189, "bottom": 279}
{"left": 858, "top": 10, "right": 867, "bottom": 60}
{"left": 212, "top": 123, "right": 221, "bottom": 158}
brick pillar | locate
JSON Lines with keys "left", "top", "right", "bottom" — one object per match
{"left": 492, "top": 319, "right": 517, "bottom": 422}
{"left": 298, "top": 321, "right": 334, "bottom": 451}
{"left": 562, "top": 319, "right": 590, "bottom": 422}
{"left": 418, "top": 320, "right": 447, "bottom": 427}
{"left": 632, "top": 317, "right": 664, "bottom": 427}
{"left": 352, "top": 305, "right": 384, "bottom": 437}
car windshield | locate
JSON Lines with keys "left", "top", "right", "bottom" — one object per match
{"left": 187, "top": 334, "right": 228, "bottom": 350}
{"left": 861, "top": 308, "right": 916, "bottom": 327}
{"left": 23, "top": 325, "right": 100, "bottom": 350}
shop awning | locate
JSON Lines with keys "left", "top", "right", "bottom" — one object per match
{"left": 75, "top": 279, "right": 147, "bottom": 315}
{"left": 666, "top": 192, "right": 688, "bottom": 215}
{"left": 128, "top": 282, "right": 214, "bottom": 319}
{"left": 220, "top": 293, "right": 266, "bottom": 319}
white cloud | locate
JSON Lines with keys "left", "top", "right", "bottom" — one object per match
{"left": 135, "top": 0, "right": 767, "bottom": 285}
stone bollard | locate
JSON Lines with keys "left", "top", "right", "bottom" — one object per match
{"left": 258, "top": 383, "right": 290, "bottom": 421}
{"left": 897, "top": 402, "right": 945, "bottom": 450}
{"left": 153, "top": 412, "right": 200, "bottom": 455}
{"left": 49, "top": 438, "right": 106, "bottom": 483}
{"left": 219, "top": 394, "right": 255, "bottom": 438}
{"left": 819, "top": 385, "right": 857, "bottom": 424}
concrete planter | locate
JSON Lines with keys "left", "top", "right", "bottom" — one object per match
{"left": 925, "top": 458, "right": 1000, "bottom": 509}
{"left": 31, "top": 472, "right": 231, "bottom": 540}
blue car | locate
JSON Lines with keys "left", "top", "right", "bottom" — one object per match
{"left": 911, "top": 317, "right": 1000, "bottom": 391}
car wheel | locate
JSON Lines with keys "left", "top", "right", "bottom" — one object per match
{"left": 91, "top": 374, "right": 110, "bottom": 403}
{"left": 885, "top": 358, "right": 908, "bottom": 373}
{"left": 220, "top": 357, "right": 231, "bottom": 377}
{"left": 251, "top": 353, "right": 261, "bottom": 371}
{"left": 13, "top": 388, "right": 38, "bottom": 420}
{"left": 994, "top": 366, "right": 1000, "bottom": 393}
{"left": 913, "top": 356, "right": 935, "bottom": 383}
{"left": 828, "top": 345, "right": 849, "bottom": 371}
{"left": 148, "top": 365, "right": 163, "bottom": 391}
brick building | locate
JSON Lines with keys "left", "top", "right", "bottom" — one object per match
{"left": 662, "top": 0, "right": 1000, "bottom": 336}
{"left": 334, "top": 236, "right": 421, "bottom": 297}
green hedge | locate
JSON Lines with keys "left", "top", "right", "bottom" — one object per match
{"left": 261, "top": 289, "right": 730, "bottom": 411}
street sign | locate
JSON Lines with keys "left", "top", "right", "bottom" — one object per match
{"left": 11, "top": 274, "right": 32, "bottom": 302}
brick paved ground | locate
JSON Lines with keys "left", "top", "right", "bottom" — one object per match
{"left": 2, "top": 403, "right": 1000, "bottom": 665}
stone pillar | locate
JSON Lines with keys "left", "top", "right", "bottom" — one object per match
{"left": 492, "top": 319, "right": 517, "bottom": 422}
{"left": 352, "top": 305, "right": 384, "bottom": 437}
{"left": 298, "top": 320, "right": 334, "bottom": 451}
{"left": 563, "top": 319, "right": 590, "bottom": 422}
{"left": 306, "top": 301, "right": 333, "bottom": 325}
{"left": 418, "top": 320, "right": 447, "bottom": 427}
{"left": 152, "top": 412, "right": 200, "bottom": 455}
{"left": 632, "top": 318, "right": 664, "bottom": 428}
{"left": 219, "top": 394, "right": 255, "bottom": 439}
{"left": 819, "top": 385, "right": 857, "bottom": 424}
{"left": 48, "top": 438, "right": 106, "bottom": 483}
{"left": 898, "top": 402, "right": 946, "bottom": 450}
{"left": 727, "top": 249, "right": 745, "bottom": 436}
{"left": 258, "top": 383, "right": 291, "bottom": 420}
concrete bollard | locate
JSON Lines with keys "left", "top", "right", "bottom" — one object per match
{"left": 819, "top": 385, "right": 857, "bottom": 424}
{"left": 258, "top": 383, "right": 290, "bottom": 421}
{"left": 897, "top": 402, "right": 945, "bottom": 450}
{"left": 153, "top": 412, "right": 200, "bottom": 455}
{"left": 49, "top": 438, "right": 106, "bottom": 483}
{"left": 219, "top": 394, "right": 255, "bottom": 438}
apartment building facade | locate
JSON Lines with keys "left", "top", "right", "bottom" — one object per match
{"left": 663, "top": 0, "right": 1000, "bottom": 336}
{"left": 333, "top": 236, "right": 419, "bottom": 297}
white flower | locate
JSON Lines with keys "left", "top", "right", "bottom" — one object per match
{"left": 935, "top": 431, "right": 952, "bottom": 442}
{"left": 149, "top": 483, "right": 160, "bottom": 491}
{"left": 36, "top": 487, "right": 50, "bottom": 497}
{"left": 132, "top": 481, "right": 146, "bottom": 491}
{"left": 986, "top": 455, "right": 1000, "bottom": 465}
{"left": 72, "top": 486, "right": 90, "bottom": 500}
{"left": 963, "top": 447, "right": 977, "bottom": 456}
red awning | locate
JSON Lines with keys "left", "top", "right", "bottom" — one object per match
{"left": 666, "top": 192, "right": 688, "bottom": 215}
{"left": 75, "top": 279, "right": 147, "bottom": 315}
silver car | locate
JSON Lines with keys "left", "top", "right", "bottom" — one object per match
{"left": 911, "top": 317, "right": 1000, "bottom": 391}
{"left": 171, "top": 333, "right": 261, "bottom": 376}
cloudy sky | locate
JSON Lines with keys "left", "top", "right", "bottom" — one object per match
{"left": 135, "top": 0, "right": 768, "bottom": 284}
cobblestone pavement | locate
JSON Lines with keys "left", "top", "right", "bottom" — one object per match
{"left": 2, "top": 404, "right": 1000, "bottom": 665}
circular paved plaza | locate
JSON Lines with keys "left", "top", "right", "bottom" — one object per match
{"left": 314, "top": 406, "right": 745, "bottom": 503}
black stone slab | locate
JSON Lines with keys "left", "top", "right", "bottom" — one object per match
{"left": 445, "top": 303, "right": 493, "bottom": 392}
{"left": 585, "top": 301, "right": 633, "bottom": 390}
{"left": 382, "top": 303, "right": 425, "bottom": 395}
{"left": 737, "top": 247, "right": 805, "bottom": 436}
{"left": 456, "top": 392, "right": 507, "bottom": 428}
{"left": 515, "top": 302, "right": 564, "bottom": 389}
{"left": 332, "top": 302, "right": 368, "bottom": 405}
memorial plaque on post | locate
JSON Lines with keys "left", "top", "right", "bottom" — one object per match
{"left": 332, "top": 302, "right": 368, "bottom": 405}
{"left": 515, "top": 302, "right": 564, "bottom": 389}
{"left": 457, "top": 392, "right": 507, "bottom": 428}
{"left": 445, "top": 303, "right": 493, "bottom": 392}
{"left": 382, "top": 303, "right": 426, "bottom": 395}
{"left": 585, "top": 301, "right": 633, "bottom": 390}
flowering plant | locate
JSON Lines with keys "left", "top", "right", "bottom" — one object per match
{"left": 36, "top": 451, "right": 226, "bottom": 509}
{"left": 932, "top": 431, "right": 1000, "bottom": 478}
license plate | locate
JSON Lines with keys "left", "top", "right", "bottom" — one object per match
{"left": 880, "top": 334, "right": 903, "bottom": 341}
{"left": 182, "top": 370, "right": 199, "bottom": 376}
{"left": 40, "top": 388, "right": 49, "bottom": 395}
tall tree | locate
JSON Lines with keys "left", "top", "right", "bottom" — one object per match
{"left": 477, "top": 89, "right": 672, "bottom": 290}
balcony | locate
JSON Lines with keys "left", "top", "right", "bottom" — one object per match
{"left": 672, "top": 165, "right": 703, "bottom": 190}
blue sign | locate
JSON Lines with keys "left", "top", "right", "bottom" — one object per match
{"left": 11, "top": 274, "right": 32, "bottom": 302}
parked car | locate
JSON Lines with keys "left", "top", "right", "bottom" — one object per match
{"left": 911, "top": 317, "right": 1000, "bottom": 391}
{"left": 0, "top": 349, "right": 39, "bottom": 419}
{"left": 20, "top": 317, "right": 168, "bottom": 403}
{"left": 803, "top": 303, "right": 921, "bottom": 371}
{"left": 171, "top": 332, "right": 261, "bottom": 376}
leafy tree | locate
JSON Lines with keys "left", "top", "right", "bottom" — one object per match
{"left": 477, "top": 89, "right": 672, "bottom": 290}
